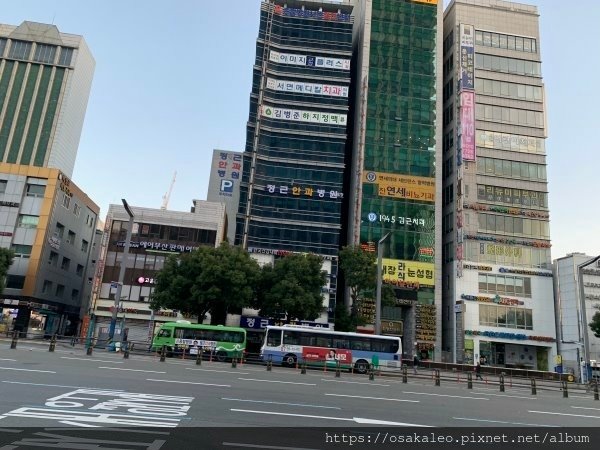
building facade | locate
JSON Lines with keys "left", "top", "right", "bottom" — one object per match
{"left": 348, "top": 0, "right": 442, "bottom": 358}
{"left": 235, "top": 0, "right": 354, "bottom": 323}
{"left": 90, "top": 201, "right": 226, "bottom": 342}
{"left": 554, "top": 253, "right": 600, "bottom": 381}
{"left": 0, "top": 21, "right": 95, "bottom": 178}
{"left": 442, "top": 0, "right": 556, "bottom": 369}
{"left": 0, "top": 163, "right": 99, "bottom": 336}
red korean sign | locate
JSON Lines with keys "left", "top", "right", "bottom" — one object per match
{"left": 302, "top": 347, "right": 352, "bottom": 364}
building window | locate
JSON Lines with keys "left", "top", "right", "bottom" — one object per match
{"left": 62, "top": 193, "right": 71, "bottom": 209}
{"left": 81, "top": 239, "right": 89, "bottom": 253}
{"left": 0, "top": 38, "right": 6, "bottom": 57}
{"left": 55, "top": 284, "right": 65, "bottom": 298}
{"left": 58, "top": 47, "right": 73, "bottom": 66}
{"left": 26, "top": 183, "right": 45, "bottom": 198}
{"left": 55, "top": 223, "right": 65, "bottom": 238}
{"left": 0, "top": 180, "right": 7, "bottom": 193}
{"left": 76, "top": 264, "right": 84, "bottom": 277}
{"left": 67, "top": 230, "right": 76, "bottom": 245}
{"left": 73, "top": 203, "right": 81, "bottom": 217}
{"left": 61, "top": 257, "right": 71, "bottom": 271}
{"left": 8, "top": 40, "right": 32, "bottom": 60}
{"left": 479, "top": 304, "right": 533, "bottom": 330}
{"left": 11, "top": 244, "right": 32, "bottom": 258}
{"left": 86, "top": 214, "right": 94, "bottom": 227}
{"left": 71, "top": 289, "right": 80, "bottom": 302}
{"left": 33, "top": 43, "right": 57, "bottom": 64}
{"left": 42, "top": 280, "right": 53, "bottom": 294}
{"left": 6, "top": 275, "right": 26, "bottom": 289}
{"left": 48, "top": 251, "right": 59, "bottom": 266}
{"left": 17, "top": 215, "right": 39, "bottom": 228}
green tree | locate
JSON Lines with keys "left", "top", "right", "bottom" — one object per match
{"left": 258, "top": 253, "right": 327, "bottom": 321}
{"left": 0, "top": 248, "right": 15, "bottom": 293}
{"left": 150, "top": 242, "right": 261, "bottom": 324}
{"left": 590, "top": 310, "right": 600, "bottom": 339}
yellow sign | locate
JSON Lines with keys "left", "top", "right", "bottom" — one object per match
{"left": 381, "top": 259, "right": 435, "bottom": 287}
{"left": 411, "top": 0, "right": 438, "bottom": 5}
{"left": 363, "top": 171, "right": 435, "bottom": 202}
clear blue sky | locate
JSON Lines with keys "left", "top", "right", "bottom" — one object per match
{"left": 3, "top": 0, "right": 599, "bottom": 260}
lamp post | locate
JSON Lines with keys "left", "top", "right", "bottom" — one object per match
{"left": 578, "top": 254, "right": 600, "bottom": 383}
{"left": 108, "top": 199, "right": 134, "bottom": 340}
{"left": 375, "top": 231, "right": 391, "bottom": 335}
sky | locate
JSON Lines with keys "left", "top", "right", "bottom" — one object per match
{"left": 2, "top": 0, "right": 599, "bottom": 261}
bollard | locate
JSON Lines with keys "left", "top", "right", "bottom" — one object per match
{"left": 231, "top": 355, "right": 237, "bottom": 368}
{"left": 86, "top": 344, "right": 93, "bottom": 356}
{"left": 467, "top": 371, "right": 473, "bottom": 389}
{"left": 531, "top": 378, "right": 537, "bottom": 395}
{"left": 301, "top": 361, "right": 307, "bottom": 374}
{"left": 594, "top": 382, "right": 599, "bottom": 401}
{"left": 267, "top": 355, "right": 272, "bottom": 371}
{"left": 402, "top": 366, "right": 408, "bottom": 384}
{"left": 49, "top": 335, "right": 56, "bottom": 352}
{"left": 123, "top": 343, "right": 129, "bottom": 359}
{"left": 369, "top": 364, "right": 375, "bottom": 381}
{"left": 435, "top": 369, "right": 441, "bottom": 386}
{"left": 562, "top": 380, "right": 568, "bottom": 398}
{"left": 160, "top": 345, "right": 166, "bottom": 362}
{"left": 499, "top": 373, "right": 505, "bottom": 392}
{"left": 196, "top": 350, "right": 202, "bottom": 365}
{"left": 10, "top": 331, "right": 18, "bottom": 349}
{"left": 335, "top": 360, "right": 341, "bottom": 378}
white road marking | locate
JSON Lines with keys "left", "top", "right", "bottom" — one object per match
{"left": 0, "top": 358, "right": 17, "bottom": 361}
{"left": 529, "top": 410, "right": 600, "bottom": 419}
{"left": 320, "top": 379, "right": 390, "bottom": 387}
{"left": 0, "top": 367, "right": 56, "bottom": 373}
{"left": 59, "top": 420, "right": 99, "bottom": 428}
{"left": 453, "top": 417, "right": 554, "bottom": 427}
{"left": 238, "top": 378, "right": 316, "bottom": 386}
{"left": 0, "top": 416, "right": 6, "bottom": 420}
{"left": 2, "top": 381, "right": 122, "bottom": 390}
{"left": 147, "top": 378, "right": 231, "bottom": 387}
{"left": 222, "top": 398, "right": 341, "bottom": 409}
{"left": 230, "top": 409, "right": 430, "bottom": 427}
{"left": 186, "top": 368, "right": 249, "bottom": 375}
{"left": 572, "top": 406, "right": 600, "bottom": 411}
{"left": 97, "top": 367, "right": 165, "bottom": 373}
{"left": 325, "top": 393, "right": 419, "bottom": 403}
{"left": 402, "top": 391, "right": 488, "bottom": 400}
{"left": 223, "top": 442, "right": 319, "bottom": 450}
{"left": 467, "top": 391, "right": 537, "bottom": 399}
{"left": 61, "top": 357, "right": 123, "bottom": 364}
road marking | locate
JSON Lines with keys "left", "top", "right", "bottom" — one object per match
{"left": 230, "top": 409, "right": 430, "bottom": 427}
{"left": 324, "top": 393, "right": 419, "bottom": 403}
{"left": 186, "top": 368, "right": 249, "bottom": 375}
{"left": 0, "top": 367, "right": 56, "bottom": 373}
{"left": 98, "top": 367, "right": 165, "bottom": 373}
{"left": 402, "top": 391, "right": 488, "bottom": 400}
{"left": 238, "top": 378, "right": 316, "bottom": 386}
{"left": 223, "top": 442, "right": 319, "bottom": 450}
{"left": 0, "top": 358, "right": 17, "bottom": 361}
{"left": 147, "top": 378, "right": 230, "bottom": 387}
{"left": 320, "top": 379, "right": 390, "bottom": 387}
{"left": 453, "top": 417, "right": 554, "bottom": 427}
{"left": 2, "top": 381, "right": 122, "bottom": 390}
{"left": 572, "top": 406, "right": 600, "bottom": 411}
{"left": 529, "top": 410, "right": 600, "bottom": 419}
{"left": 222, "top": 398, "right": 341, "bottom": 410}
{"left": 467, "top": 391, "right": 537, "bottom": 399}
{"left": 61, "top": 357, "right": 123, "bottom": 364}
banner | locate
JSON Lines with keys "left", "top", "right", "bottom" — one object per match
{"left": 269, "top": 50, "right": 350, "bottom": 71}
{"left": 266, "top": 77, "right": 348, "bottom": 97}
{"left": 262, "top": 105, "right": 346, "bottom": 126}
{"left": 460, "top": 24, "right": 475, "bottom": 90}
{"left": 302, "top": 347, "right": 352, "bottom": 366}
{"left": 363, "top": 171, "right": 435, "bottom": 202}
{"left": 381, "top": 259, "right": 435, "bottom": 287}
{"left": 460, "top": 91, "right": 475, "bottom": 161}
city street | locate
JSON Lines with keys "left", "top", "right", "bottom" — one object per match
{"left": 1, "top": 342, "right": 599, "bottom": 429}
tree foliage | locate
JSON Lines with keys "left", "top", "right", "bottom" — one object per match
{"left": 0, "top": 248, "right": 14, "bottom": 294}
{"left": 338, "top": 245, "right": 377, "bottom": 308}
{"left": 590, "top": 311, "right": 600, "bottom": 339}
{"left": 258, "top": 253, "right": 327, "bottom": 321}
{"left": 150, "top": 242, "right": 261, "bottom": 324}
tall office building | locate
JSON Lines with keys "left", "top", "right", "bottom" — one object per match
{"left": 236, "top": 0, "right": 354, "bottom": 322}
{"left": 348, "top": 0, "right": 442, "bottom": 358}
{"left": 0, "top": 21, "right": 95, "bottom": 178}
{"left": 442, "top": 0, "right": 556, "bottom": 369}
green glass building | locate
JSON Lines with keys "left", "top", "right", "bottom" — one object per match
{"left": 348, "top": 0, "right": 442, "bottom": 358}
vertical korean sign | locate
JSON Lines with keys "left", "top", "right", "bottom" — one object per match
{"left": 459, "top": 24, "right": 474, "bottom": 91}
{"left": 460, "top": 91, "right": 475, "bottom": 161}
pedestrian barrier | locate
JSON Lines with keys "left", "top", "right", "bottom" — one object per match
{"left": 467, "top": 372, "right": 473, "bottom": 389}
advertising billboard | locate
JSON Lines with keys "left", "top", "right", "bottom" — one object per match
{"left": 363, "top": 171, "right": 435, "bottom": 202}
{"left": 460, "top": 91, "right": 476, "bottom": 161}
{"left": 460, "top": 24, "right": 475, "bottom": 90}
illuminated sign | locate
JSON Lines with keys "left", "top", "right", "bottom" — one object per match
{"left": 382, "top": 259, "right": 435, "bottom": 287}
{"left": 363, "top": 171, "right": 435, "bottom": 202}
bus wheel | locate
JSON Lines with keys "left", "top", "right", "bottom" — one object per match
{"left": 354, "top": 360, "right": 369, "bottom": 374}
{"left": 216, "top": 351, "right": 228, "bottom": 362}
{"left": 283, "top": 353, "right": 297, "bottom": 368}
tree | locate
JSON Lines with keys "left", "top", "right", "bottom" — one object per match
{"left": 590, "top": 311, "right": 600, "bottom": 339}
{"left": 0, "top": 248, "right": 15, "bottom": 293}
{"left": 150, "top": 242, "right": 261, "bottom": 324}
{"left": 258, "top": 253, "right": 327, "bottom": 321}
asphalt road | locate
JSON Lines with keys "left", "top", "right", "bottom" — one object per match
{"left": 1, "top": 341, "right": 599, "bottom": 430}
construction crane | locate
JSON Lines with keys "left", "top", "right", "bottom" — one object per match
{"left": 160, "top": 171, "right": 177, "bottom": 210}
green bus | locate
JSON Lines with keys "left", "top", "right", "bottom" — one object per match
{"left": 151, "top": 321, "right": 246, "bottom": 361}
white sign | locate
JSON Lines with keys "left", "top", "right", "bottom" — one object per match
{"left": 262, "top": 105, "right": 347, "bottom": 126}
{"left": 269, "top": 50, "right": 350, "bottom": 70}
{"left": 175, "top": 338, "right": 217, "bottom": 349}
{"left": 266, "top": 77, "right": 348, "bottom": 97}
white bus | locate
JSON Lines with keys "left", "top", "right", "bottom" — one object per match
{"left": 261, "top": 325, "right": 402, "bottom": 374}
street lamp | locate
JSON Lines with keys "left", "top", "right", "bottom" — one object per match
{"left": 108, "top": 199, "right": 135, "bottom": 340}
{"left": 375, "top": 231, "right": 391, "bottom": 335}
{"left": 578, "top": 254, "right": 600, "bottom": 383}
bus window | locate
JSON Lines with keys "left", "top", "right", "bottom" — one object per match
{"left": 283, "top": 330, "right": 300, "bottom": 345}
{"left": 266, "top": 329, "right": 282, "bottom": 347}
{"left": 350, "top": 337, "right": 370, "bottom": 351}
{"left": 315, "top": 335, "right": 332, "bottom": 348}
{"left": 332, "top": 337, "right": 350, "bottom": 350}
{"left": 157, "top": 329, "right": 171, "bottom": 338}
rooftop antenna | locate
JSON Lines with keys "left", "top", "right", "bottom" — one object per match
{"left": 161, "top": 171, "right": 177, "bottom": 210}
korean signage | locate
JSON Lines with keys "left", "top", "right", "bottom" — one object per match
{"left": 363, "top": 171, "right": 435, "bottom": 202}
{"left": 247, "top": 247, "right": 336, "bottom": 261}
{"left": 381, "top": 320, "right": 403, "bottom": 336}
{"left": 240, "top": 315, "right": 330, "bottom": 329}
{"left": 262, "top": 105, "right": 347, "bottom": 126}
{"left": 459, "top": 24, "right": 475, "bottom": 91}
{"left": 269, "top": 50, "right": 350, "bottom": 71}
{"left": 48, "top": 236, "right": 60, "bottom": 250}
{"left": 461, "top": 294, "right": 524, "bottom": 306}
{"left": 265, "top": 184, "right": 343, "bottom": 199}
{"left": 366, "top": 212, "right": 427, "bottom": 228}
{"left": 273, "top": 5, "right": 351, "bottom": 22}
{"left": 175, "top": 339, "right": 217, "bottom": 349}
{"left": 412, "top": 0, "right": 438, "bottom": 4}
{"left": 0, "top": 231, "right": 13, "bottom": 237}
{"left": 213, "top": 151, "right": 242, "bottom": 196}
{"left": 57, "top": 172, "right": 73, "bottom": 198}
{"left": 415, "top": 304, "right": 436, "bottom": 343}
{"left": 460, "top": 91, "right": 475, "bottom": 161}
{"left": 137, "top": 276, "right": 155, "bottom": 285}
{"left": 381, "top": 259, "right": 435, "bottom": 287}
{"left": 116, "top": 241, "right": 198, "bottom": 253}
{"left": 266, "top": 77, "right": 348, "bottom": 97}
{"left": 302, "top": 347, "right": 352, "bottom": 366}
{"left": 0, "top": 200, "right": 19, "bottom": 207}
